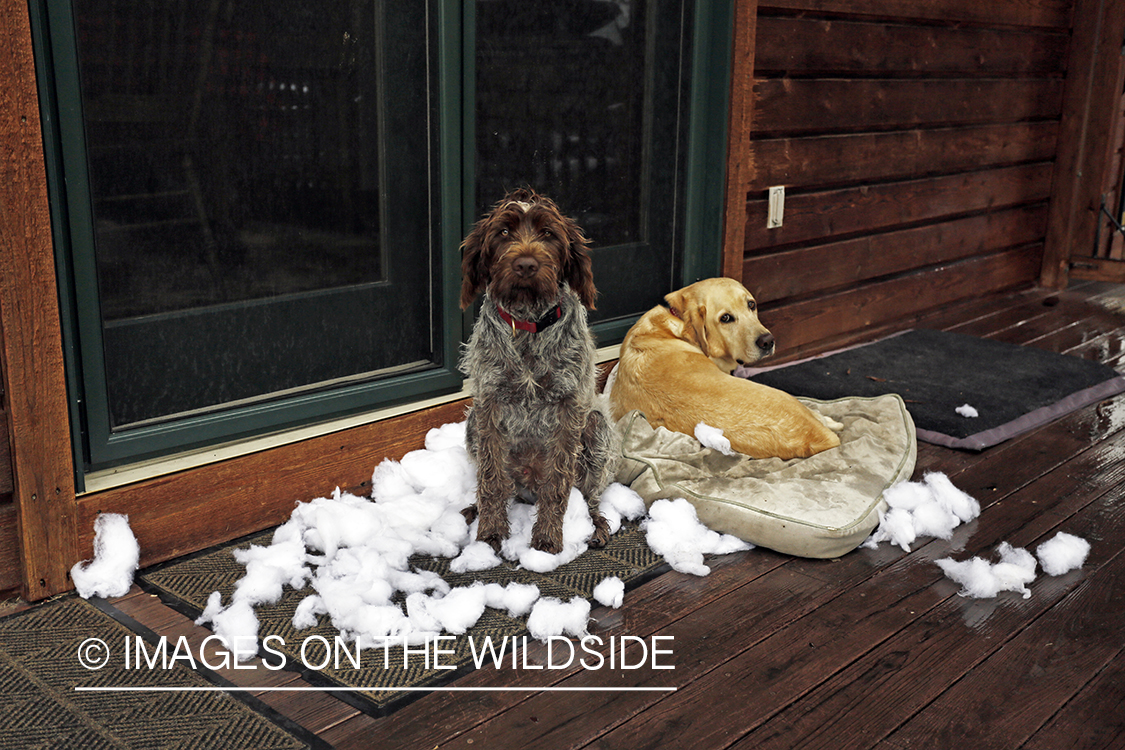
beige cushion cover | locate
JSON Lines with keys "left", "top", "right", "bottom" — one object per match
{"left": 615, "top": 394, "right": 917, "bottom": 559}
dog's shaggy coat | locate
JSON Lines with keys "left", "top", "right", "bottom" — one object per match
{"left": 609, "top": 277, "right": 841, "bottom": 460}
{"left": 459, "top": 188, "right": 616, "bottom": 554}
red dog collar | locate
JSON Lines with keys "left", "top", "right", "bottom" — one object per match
{"left": 497, "top": 305, "right": 562, "bottom": 334}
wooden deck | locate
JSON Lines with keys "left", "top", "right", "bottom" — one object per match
{"left": 107, "top": 281, "right": 1125, "bottom": 749}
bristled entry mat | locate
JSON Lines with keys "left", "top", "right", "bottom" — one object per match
{"left": 748, "top": 329, "right": 1125, "bottom": 450}
{"left": 141, "top": 523, "right": 666, "bottom": 715}
{"left": 0, "top": 596, "right": 314, "bottom": 749}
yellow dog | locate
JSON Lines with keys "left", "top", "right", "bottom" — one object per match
{"left": 609, "top": 277, "right": 841, "bottom": 459}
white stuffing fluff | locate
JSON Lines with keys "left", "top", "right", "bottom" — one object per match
{"left": 863, "top": 472, "right": 981, "bottom": 552}
{"left": 450, "top": 541, "right": 503, "bottom": 573}
{"left": 71, "top": 513, "right": 141, "bottom": 599}
{"left": 694, "top": 422, "right": 737, "bottom": 456}
{"left": 527, "top": 597, "right": 591, "bottom": 640}
{"left": 1036, "top": 532, "right": 1091, "bottom": 576}
{"left": 598, "top": 482, "right": 648, "bottom": 535}
{"left": 956, "top": 404, "right": 979, "bottom": 418}
{"left": 483, "top": 582, "right": 541, "bottom": 618}
{"left": 924, "top": 472, "right": 981, "bottom": 524}
{"left": 820, "top": 415, "right": 846, "bottom": 432}
{"left": 593, "top": 576, "right": 625, "bottom": 608}
{"left": 936, "top": 542, "right": 1037, "bottom": 599}
{"left": 197, "top": 422, "right": 747, "bottom": 660}
{"left": 643, "top": 498, "right": 752, "bottom": 576}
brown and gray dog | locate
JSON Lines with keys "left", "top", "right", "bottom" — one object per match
{"left": 609, "top": 277, "right": 841, "bottom": 460}
{"left": 459, "top": 188, "right": 616, "bottom": 554}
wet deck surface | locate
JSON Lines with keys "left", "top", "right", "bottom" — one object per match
{"left": 109, "top": 281, "right": 1125, "bottom": 749}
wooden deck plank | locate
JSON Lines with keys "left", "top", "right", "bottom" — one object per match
{"left": 884, "top": 515, "right": 1125, "bottom": 748}
{"left": 728, "top": 445, "right": 1125, "bottom": 750}
{"left": 322, "top": 551, "right": 792, "bottom": 749}
{"left": 1022, "top": 657, "right": 1125, "bottom": 750}
{"left": 582, "top": 407, "right": 1125, "bottom": 750}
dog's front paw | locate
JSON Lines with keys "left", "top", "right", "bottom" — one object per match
{"left": 477, "top": 532, "right": 505, "bottom": 553}
{"left": 588, "top": 514, "right": 611, "bottom": 548}
{"left": 530, "top": 532, "right": 563, "bottom": 555}
{"left": 475, "top": 513, "right": 509, "bottom": 553}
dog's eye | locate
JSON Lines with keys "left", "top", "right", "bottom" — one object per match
{"left": 542, "top": 228, "right": 552, "bottom": 238}
{"left": 720, "top": 313, "right": 734, "bottom": 324}
{"left": 500, "top": 228, "right": 509, "bottom": 237}
{"left": 747, "top": 299, "right": 757, "bottom": 311}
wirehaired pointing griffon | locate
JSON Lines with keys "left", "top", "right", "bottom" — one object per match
{"left": 459, "top": 188, "right": 616, "bottom": 554}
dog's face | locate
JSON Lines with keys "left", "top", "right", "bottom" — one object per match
{"left": 665, "top": 277, "right": 775, "bottom": 373}
{"left": 460, "top": 188, "right": 597, "bottom": 313}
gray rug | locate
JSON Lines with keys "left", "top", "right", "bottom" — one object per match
{"left": 0, "top": 596, "right": 317, "bottom": 749}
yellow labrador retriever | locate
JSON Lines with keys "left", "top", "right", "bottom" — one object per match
{"left": 608, "top": 277, "right": 841, "bottom": 459}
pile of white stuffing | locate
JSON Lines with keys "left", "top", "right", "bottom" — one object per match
{"left": 185, "top": 422, "right": 748, "bottom": 660}
{"left": 70, "top": 421, "right": 1091, "bottom": 663}
{"left": 862, "top": 471, "right": 1090, "bottom": 598}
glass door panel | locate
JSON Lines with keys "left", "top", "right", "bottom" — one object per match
{"left": 474, "top": 0, "right": 692, "bottom": 336}
{"left": 64, "top": 0, "right": 453, "bottom": 465}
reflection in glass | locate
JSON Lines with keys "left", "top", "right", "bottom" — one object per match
{"left": 475, "top": 0, "right": 691, "bottom": 325}
{"left": 72, "top": 0, "right": 438, "bottom": 429}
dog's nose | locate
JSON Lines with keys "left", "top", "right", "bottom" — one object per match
{"left": 513, "top": 256, "right": 539, "bottom": 278}
{"left": 756, "top": 332, "right": 775, "bottom": 352}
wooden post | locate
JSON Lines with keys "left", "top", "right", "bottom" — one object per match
{"left": 0, "top": 0, "right": 80, "bottom": 599}
{"left": 722, "top": 0, "right": 759, "bottom": 282}
{"left": 1042, "top": 0, "right": 1125, "bottom": 287}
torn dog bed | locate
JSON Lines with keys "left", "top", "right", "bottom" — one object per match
{"left": 615, "top": 394, "right": 916, "bottom": 559}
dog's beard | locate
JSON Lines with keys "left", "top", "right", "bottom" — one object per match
{"left": 489, "top": 266, "right": 561, "bottom": 318}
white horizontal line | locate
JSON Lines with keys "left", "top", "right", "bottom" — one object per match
{"left": 75, "top": 685, "right": 676, "bottom": 693}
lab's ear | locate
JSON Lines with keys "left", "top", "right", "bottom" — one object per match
{"left": 665, "top": 288, "right": 710, "bottom": 355}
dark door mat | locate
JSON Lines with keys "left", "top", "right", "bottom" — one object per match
{"left": 749, "top": 329, "right": 1125, "bottom": 450}
{"left": 0, "top": 596, "right": 318, "bottom": 749}
{"left": 140, "top": 522, "right": 667, "bottom": 715}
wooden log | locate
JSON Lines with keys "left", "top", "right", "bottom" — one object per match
{"left": 746, "top": 122, "right": 1058, "bottom": 193}
{"left": 743, "top": 205, "right": 1049, "bottom": 304}
{"left": 759, "top": 0, "right": 1073, "bottom": 29}
{"left": 759, "top": 246, "right": 1043, "bottom": 355}
{"left": 755, "top": 16, "right": 1069, "bottom": 76}
{"left": 752, "top": 78, "right": 1065, "bottom": 136}
{"left": 744, "top": 163, "right": 1054, "bottom": 252}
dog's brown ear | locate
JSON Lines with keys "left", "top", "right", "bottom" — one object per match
{"left": 562, "top": 216, "right": 598, "bottom": 310}
{"left": 665, "top": 288, "right": 710, "bottom": 354}
{"left": 460, "top": 220, "right": 491, "bottom": 309}
{"left": 684, "top": 304, "right": 711, "bottom": 355}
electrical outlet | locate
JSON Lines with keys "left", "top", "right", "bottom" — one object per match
{"left": 767, "top": 186, "right": 784, "bottom": 229}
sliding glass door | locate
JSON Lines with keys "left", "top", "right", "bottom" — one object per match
{"left": 32, "top": 0, "right": 731, "bottom": 480}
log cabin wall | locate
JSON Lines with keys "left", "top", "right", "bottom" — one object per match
{"left": 733, "top": 0, "right": 1074, "bottom": 359}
